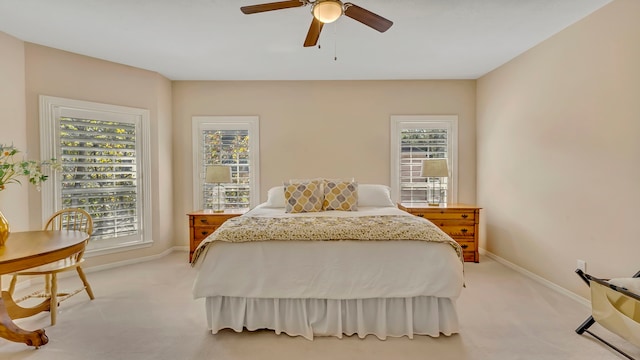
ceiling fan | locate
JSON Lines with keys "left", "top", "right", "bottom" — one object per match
{"left": 240, "top": 0, "right": 393, "bottom": 47}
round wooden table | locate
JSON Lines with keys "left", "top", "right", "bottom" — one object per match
{"left": 0, "top": 230, "right": 89, "bottom": 348}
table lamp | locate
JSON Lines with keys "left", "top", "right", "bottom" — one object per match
{"left": 205, "top": 165, "right": 231, "bottom": 213}
{"left": 421, "top": 159, "right": 449, "bottom": 206}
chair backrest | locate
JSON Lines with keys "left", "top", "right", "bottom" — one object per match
{"left": 44, "top": 208, "right": 93, "bottom": 236}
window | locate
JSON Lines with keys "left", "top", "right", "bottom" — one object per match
{"left": 40, "top": 96, "right": 152, "bottom": 254}
{"left": 192, "top": 116, "right": 260, "bottom": 210}
{"left": 390, "top": 115, "right": 458, "bottom": 204}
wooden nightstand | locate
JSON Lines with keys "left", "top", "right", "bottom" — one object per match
{"left": 187, "top": 209, "right": 246, "bottom": 261}
{"left": 398, "top": 203, "right": 481, "bottom": 263}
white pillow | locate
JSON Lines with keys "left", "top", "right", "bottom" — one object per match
{"left": 357, "top": 184, "right": 394, "bottom": 207}
{"left": 264, "top": 186, "right": 286, "bottom": 208}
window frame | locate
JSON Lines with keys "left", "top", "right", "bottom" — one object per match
{"left": 390, "top": 115, "right": 459, "bottom": 204}
{"left": 39, "top": 95, "right": 152, "bottom": 256}
{"left": 192, "top": 116, "right": 260, "bottom": 210}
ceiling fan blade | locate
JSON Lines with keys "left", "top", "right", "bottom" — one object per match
{"left": 344, "top": 3, "right": 393, "bottom": 33}
{"left": 303, "top": 17, "right": 324, "bottom": 47}
{"left": 241, "top": 0, "right": 304, "bottom": 14}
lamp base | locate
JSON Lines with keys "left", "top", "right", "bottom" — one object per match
{"left": 212, "top": 209, "right": 225, "bottom": 213}
{"left": 428, "top": 203, "right": 440, "bottom": 207}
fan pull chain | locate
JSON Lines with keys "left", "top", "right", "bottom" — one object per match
{"left": 315, "top": 23, "right": 339, "bottom": 61}
{"left": 334, "top": 21, "right": 338, "bottom": 61}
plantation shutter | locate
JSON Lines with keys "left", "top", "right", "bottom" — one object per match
{"left": 201, "top": 129, "right": 251, "bottom": 209}
{"left": 59, "top": 116, "right": 140, "bottom": 241}
{"left": 400, "top": 128, "right": 449, "bottom": 203}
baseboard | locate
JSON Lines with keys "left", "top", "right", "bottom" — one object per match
{"left": 479, "top": 248, "right": 589, "bottom": 308}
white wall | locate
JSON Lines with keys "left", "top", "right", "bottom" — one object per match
{"left": 477, "top": 0, "right": 640, "bottom": 298}
{"left": 0, "top": 32, "right": 29, "bottom": 230}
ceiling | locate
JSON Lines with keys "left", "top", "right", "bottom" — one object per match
{"left": 0, "top": 0, "right": 611, "bottom": 81}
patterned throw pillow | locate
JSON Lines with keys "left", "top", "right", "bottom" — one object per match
{"left": 323, "top": 180, "right": 358, "bottom": 211}
{"left": 284, "top": 181, "right": 324, "bottom": 213}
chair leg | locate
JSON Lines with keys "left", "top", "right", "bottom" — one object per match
{"left": 8, "top": 275, "right": 18, "bottom": 296}
{"left": 576, "top": 316, "right": 596, "bottom": 334}
{"left": 76, "top": 266, "right": 94, "bottom": 300}
{"left": 44, "top": 274, "right": 52, "bottom": 296}
{"left": 50, "top": 273, "right": 58, "bottom": 326}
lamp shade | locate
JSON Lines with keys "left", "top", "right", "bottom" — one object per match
{"left": 421, "top": 159, "right": 449, "bottom": 177}
{"left": 312, "top": 0, "right": 343, "bottom": 23}
{"left": 205, "top": 165, "right": 231, "bottom": 184}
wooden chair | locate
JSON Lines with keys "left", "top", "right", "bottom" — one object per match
{"left": 7, "top": 208, "right": 95, "bottom": 326}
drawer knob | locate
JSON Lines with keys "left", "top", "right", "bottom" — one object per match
{"left": 461, "top": 228, "right": 468, "bottom": 234}
{"left": 461, "top": 214, "right": 469, "bottom": 219}
{"left": 416, "top": 214, "right": 424, "bottom": 217}
{"left": 461, "top": 244, "right": 469, "bottom": 249}
{"left": 201, "top": 231, "right": 208, "bottom": 236}
{"left": 200, "top": 219, "right": 208, "bottom": 223}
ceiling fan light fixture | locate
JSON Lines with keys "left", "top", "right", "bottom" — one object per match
{"left": 312, "top": 0, "right": 343, "bottom": 24}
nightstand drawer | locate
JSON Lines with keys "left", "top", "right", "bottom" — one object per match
{"left": 193, "top": 215, "right": 224, "bottom": 227}
{"left": 412, "top": 210, "right": 476, "bottom": 222}
{"left": 456, "top": 238, "right": 476, "bottom": 252}
{"left": 192, "top": 226, "right": 218, "bottom": 242}
{"left": 457, "top": 238, "right": 477, "bottom": 262}
{"left": 435, "top": 225, "right": 475, "bottom": 237}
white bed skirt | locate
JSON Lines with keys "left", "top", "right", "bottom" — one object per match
{"left": 206, "top": 296, "right": 459, "bottom": 340}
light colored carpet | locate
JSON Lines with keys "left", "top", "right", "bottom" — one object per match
{"left": 1, "top": 251, "right": 637, "bottom": 360}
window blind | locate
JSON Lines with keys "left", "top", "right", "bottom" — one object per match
{"left": 400, "top": 128, "right": 448, "bottom": 203}
{"left": 59, "top": 117, "right": 139, "bottom": 241}
{"left": 201, "top": 129, "right": 251, "bottom": 209}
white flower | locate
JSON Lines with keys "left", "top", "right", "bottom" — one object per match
{"left": 0, "top": 144, "right": 59, "bottom": 191}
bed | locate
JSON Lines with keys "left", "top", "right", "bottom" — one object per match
{"left": 191, "top": 182, "right": 464, "bottom": 340}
